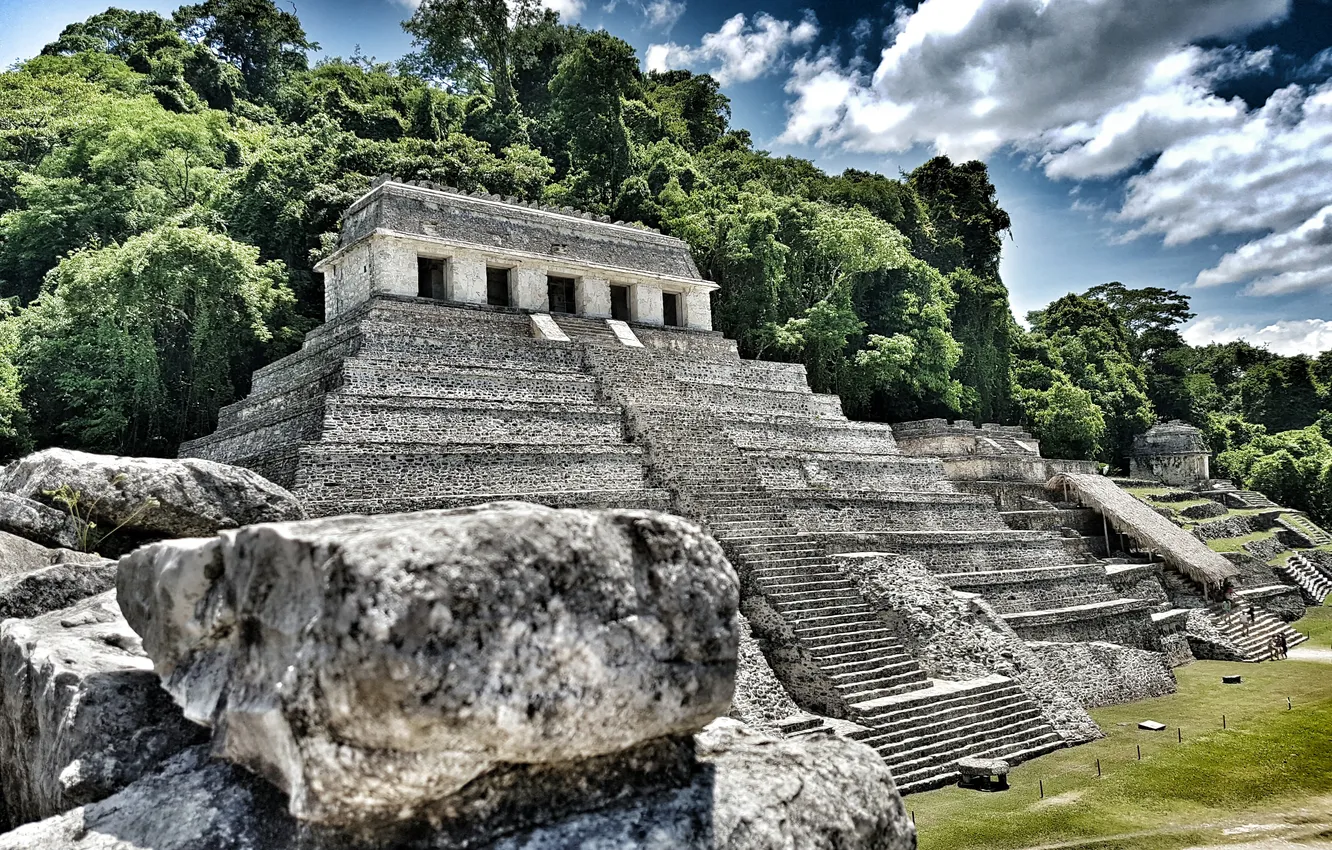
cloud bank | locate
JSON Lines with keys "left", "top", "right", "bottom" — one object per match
{"left": 1184, "top": 317, "right": 1332, "bottom": 356}
{"left": 758, "top": 0, "right": 1332, "bottom": 300}
{"left": 646, "top": 12, "right": 818, "bottom": 85}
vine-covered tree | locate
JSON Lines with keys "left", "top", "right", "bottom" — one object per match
{"left": 16, "top": 226, "right": 293, "bottom": 454}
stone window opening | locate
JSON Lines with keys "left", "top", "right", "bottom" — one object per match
{"left": 662, "top": 291, "right": 682, "bottom": 327}
{"left": 610, "top": 285, "right": 631, "bottom": 321}
{"left": 486, "top": 266, "right": 512, "bottom": 307}
{"left": 548, "top": 275, "right": 577, "bottom": 314}
{"left": 417, "top": 257, "right": 447, "bottom": 300}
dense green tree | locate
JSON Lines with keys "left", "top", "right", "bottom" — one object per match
{"left": 16, "top": 226, "right": 292, "bottom": 454}
{"left": 642, "top": 71, "right": 730, "bottom": 153}
{"left": 548, "top": 31, "right": 638, "bottom": 207}
{"left": 1019, "top": 377, "right": 1106, "bottom": 461}
{"left": 1240, "top": 355, "right": 1324, "bottom": 434}
{"left": 1014, "top": 294, "right": 1154, "bottom": 468}
{"left": 946, "top": 268, "right": 1015, "bottom": 422}
{"left": 174, "top": 0, "right": 317, "bottom": 101}
{"left": 908, "top": 156, "right": 1009, "bottom": 279}
{"left": 403, "top": 0, "right": 540, "bottom": 112}
{"left": 0, "top": 72, "right": 237, "bottom": 301}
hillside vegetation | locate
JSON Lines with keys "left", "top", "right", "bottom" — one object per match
{"left": 1, "top": 0, "right": 1330, "bottom": 511}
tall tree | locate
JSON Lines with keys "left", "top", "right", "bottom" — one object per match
{"left": 174, "top": 0, "right": 317, "bottom": 101}
{"left": 402, "top": 0, "right": 540, "bottom": 113}
{"left": 548, "top": 31, "right": 638, "bottom": 207}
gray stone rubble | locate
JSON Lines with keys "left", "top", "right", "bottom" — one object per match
{"left": 1, "top": 448, "right": 306, "bottom": 540}
{"left": 0, "top": 591, "right": 206, "bottom": 829}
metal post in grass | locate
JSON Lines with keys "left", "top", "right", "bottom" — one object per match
{"left": 1288, "top": 697, "right": 1293, "bottom": 710}
{"left": 1096, "top": 759, "right": 1101, "bottom": 777}
{"left": 1177, "top": 728, "right": 1182, "bottom": 742}
{"left": 911, "top": 811, "right": 915, "bottom": 825}
{"left": 1137, "top": 745, "right": 1141, "bottom": 760}
{"left": 1223, "top": 714, "right": 1226, "bottom": 729}
{"left": 1039, "top": 779, "right": 1044, "bottom": 799}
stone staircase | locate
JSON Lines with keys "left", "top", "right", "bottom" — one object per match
{"left": 551, "top": 314, "right": 623, "bottom": 347}
{"left": 1278, "top": 513, "right": 1332, "bottom": 546}
{"left": 1209, "top": 603, "right": 1307, "bottom": 661}
{"left": 578, "top": 349, "right": 1064, "bottom": 792}
{"left": 634, "top": 414, "right": 934, "bottom": 708}
{"left": 848, "top": 675, "right": 1065, "bottom": 793}
{"left": 1278, "top": 552, "right": 1332, "bottom": 604}
{"left": 1225, "top": 490, "right": 1279, "bottom": 509}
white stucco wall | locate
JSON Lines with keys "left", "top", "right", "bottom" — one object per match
{"left": 632, "top": 283, "right": 664, "bottom": 325}
{"left": 513, "top": 267, "right": 548, "bottom": 311}
{"left": 577, "top": 277, "right": 612, "bottom": 318}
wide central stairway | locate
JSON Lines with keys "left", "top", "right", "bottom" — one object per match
{"left": 575, "top": 328, "right": 1077, "bottom": 791}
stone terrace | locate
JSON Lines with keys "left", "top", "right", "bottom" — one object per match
{"left": 180, "top": 298, "right": 670, "bottom": 516}
{"left": 183, "top": 297, "right": 1094, "bottom": 793}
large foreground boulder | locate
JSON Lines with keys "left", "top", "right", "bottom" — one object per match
{"left": 117, "top": 503, "right": 741, "bottom": 827}
{"left": 0, "top": 591, "right": 206, "bottom": 829}
{"left": 0, "top": 720, "right": 915, "bottom": 850}
{"left": 0, "top": 449, "right": 305, "bottom": 541}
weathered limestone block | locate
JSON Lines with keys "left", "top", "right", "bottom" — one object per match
{"left": 0, "top": 591, "right": 206, "bottom": 829}
{"left": 0, "top": 530, "right": 114, "bottom": 620}
{"left": 0, "top": 449, "right": 306, "bottom": 539}
{"left": 117, "top": 503, "right": 740, "bottom": 826}
{"left": 0, "top": 721, "right": 915, "bottom": 850}
{"left": 0, "top": 555, "right": 116, "bottom": 621}
{"left": 488, "top": 720, "right": 915, "bottom": 850}
{"left": 836, "top": 553, "right": 1102, "bottom": 744}
{"left": 0, "top": 493, "right": 81, "bottom": 549}
{"left": 1183, "top": 609, "right": 1244, "bottom": 661}
{"left": 728, "top": 614, "right": 801, "bottom": 733}
{"left": 1026, "top": 641, "right": 1177, "bottom": 708}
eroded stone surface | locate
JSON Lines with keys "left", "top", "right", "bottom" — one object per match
{"left": 117, "top": 502, "right": 740, "bottom": 826}
{"left": 0, "top": 449, "right": 305, "bottom": 540}
{"left": 0, "top": 591, "right": 206, "bottom": 829}
{"left": 0, "top": 721, "right": 915, "bottom": 850}
{"left": 1026, "top": 641, "right": 1177, "bottom": 708}
{"left": 0, "top": 493, "right": 82, "bottom": 549}
{"left": 0, "top": 556, "right": 116, "bottom": 621}
{"left": 728, "top": 614, "right": 801, "bottom": 734}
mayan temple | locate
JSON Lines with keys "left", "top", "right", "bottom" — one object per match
{"left": 179, "top": 178, "right": 1302, "bottom": 793}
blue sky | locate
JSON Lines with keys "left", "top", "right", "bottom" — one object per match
{"left": 5, "top": 0, "right": 1332, "bottom": 352}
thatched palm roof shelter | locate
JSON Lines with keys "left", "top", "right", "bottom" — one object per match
{"left": 1048, "top": 472, "right": 1238, "bottom": 589}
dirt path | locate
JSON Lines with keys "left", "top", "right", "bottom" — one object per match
{"left": 1288, "top": 646, "right": 1332, "bottom": 663}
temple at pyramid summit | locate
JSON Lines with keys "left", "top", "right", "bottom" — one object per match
{"left": 181, "top": 177, "right": 1316, "bottom": 793}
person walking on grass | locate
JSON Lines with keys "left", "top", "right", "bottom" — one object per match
{"left": 1278, "top": 632, "right": 1288, "bottom": 660}
{"left": 1268, "top": 636, "right": 1278, "bottom": 660}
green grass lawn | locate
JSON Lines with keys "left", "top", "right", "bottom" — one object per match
{"left": 908, "top": 659, "right": 1332, "bottom": 850}
{"left": 1293, "top": 602, "right": 1332, "bottom": 646}
{"left": 1204, "top": 529, "right": 1277, "bottom": 553}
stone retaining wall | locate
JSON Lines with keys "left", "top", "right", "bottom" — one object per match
{"left": 1026, "top": 641, "right": 1177, "bottom": 707}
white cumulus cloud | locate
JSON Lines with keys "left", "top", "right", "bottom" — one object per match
{"left": 643, "top": 0, "right": 685, "bottom": 31}
{"left": 646, "top": 12, "right": 819, "bottom": 85}
{"left": 775, "top": 0, "right": 1332, "bottom": 299}
{"left": 1183, "top": 317, "right": 1332, "bottom": 355}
